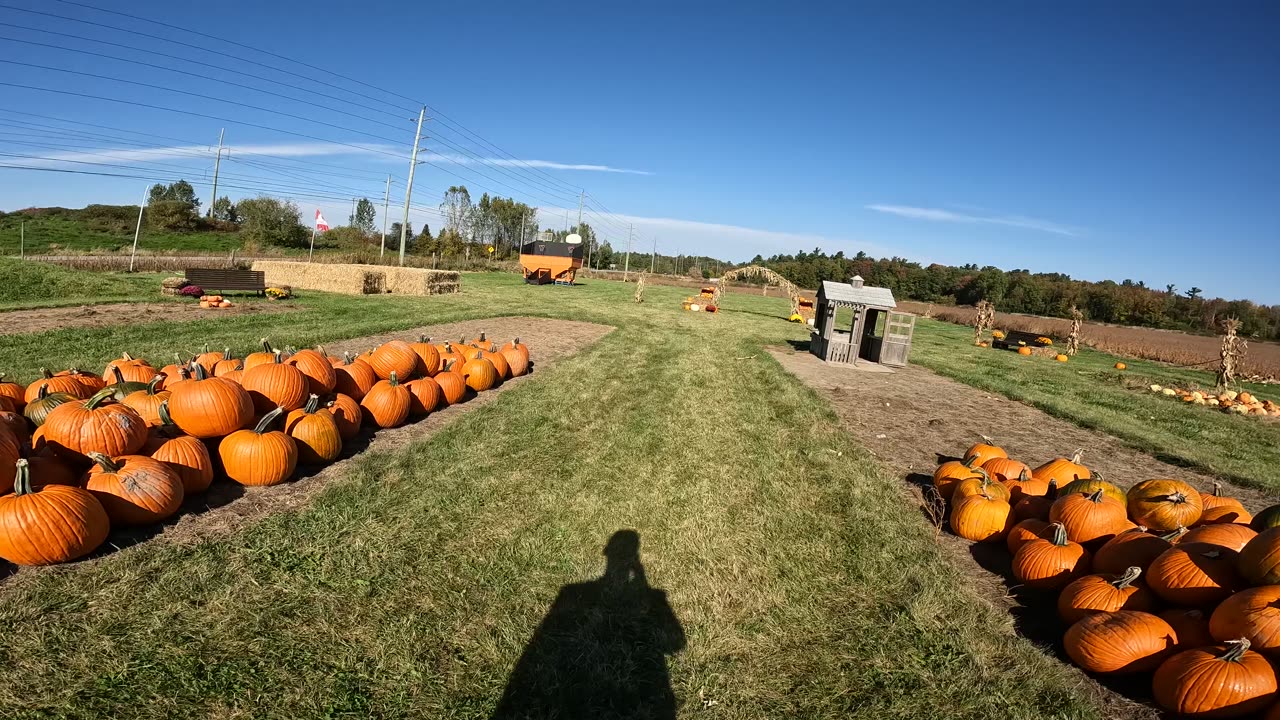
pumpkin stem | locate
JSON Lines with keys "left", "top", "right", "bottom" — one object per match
{"left": 223, "top": 347, "right": 234, "bottom": 361}
{"left": 303, "top": 394, "right": 320, "bottom": 414}
{"left": 1219, "top": 639, "right": 1251, "bottom": 663}
{"left": 157, "top": 399, "right": 176, "bottom": 428}
{"left": 961, "top": 455, "right": 978, "bottom": 468}
{"left": 444, "top": 341, "right": 453, "bottom": 352}
{"left": 36, "top": 384, "right": 50, "bottom": 400}
{"left": 1047, "top": 522, "right": 1069, "bottom": 546}
{"left": 388, "top": 371, "right": 400, "bottom": 387}
{"left": 11, "top": 458, "right": 32, "bottom": 496}
{"left": 442, "top": 359, "right": 454, "bottom": 372}
{"left": 1086, "top": 489, "right": 1105, "bottom": 504}
{"left": 39, "top": 368, "right": 53, "bottom": 379}
{"left": 514, "top": 336, "right": 522, "bottom": 345}
{"left": 1160, "top": 526, "right": 1188, "bottom": 542}
{"left": 475, "top": 349, "right": 485, "bottom": 359}
{"left": 1046, "top": 479, "right": 1058, "bottom": 500}
{"left": 1212, "top": 481, "right": 1224, "bottom": 497}
{"left": 980, "top": 434, "right": 996, "bottom": 446}
{"left": 87, "top": 451, "right": 120, "bottom": 473}
{"left": 1165, "top": 492, "right": 1189, "bottom": 505}
{"left": 254, "top": 406, "right": 285, "bottom": 434}
{"left": 84, "top": 387, "right": 116, "bottom": 409}
{"left": 191, "top": 362, "right": 209, "bottom": 381}
{"left": 1016, "top": 468, "right": 1031, "bottom": 483}
{"left": 418, "top": 334, "right": 429, "bottom": 343}
{"left": 343, "top": 351, "right": 355, "bottom": 365}
{"left": 121, "top": 352, "right": 134, "bottom": 362}
{"left": 1070, "top": 448, "right": 1085, "bottom": 464}
{"left": 1112, "top": 566, "right": 1142, "bottom": 589}
{"left": 146, "top": 376, "right": 163, "bottom": 394}
{"left": 272, "top": 350, "right": 284, "bottom": 364}
{"left": 110, "top": 366, "right": 126, "bottom": 384}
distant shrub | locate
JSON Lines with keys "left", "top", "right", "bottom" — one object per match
{"left": 147, "top": 200, "right": 198, "bottom": 232}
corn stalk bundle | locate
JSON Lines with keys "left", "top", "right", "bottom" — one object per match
{"left": 1217, "top": 317, "right": 1247, "bottom": 391}
{"left": 716, "top": 265, "right": 804, "bottom": 316}
{"left": 973, "top": 300, "right": 996, "bottom": 345}
{"left": 1066, "top": 305, "right": 1084, "bottom": 356}
{"left": 634, "top": 274, "right": 646, "bottom": 303}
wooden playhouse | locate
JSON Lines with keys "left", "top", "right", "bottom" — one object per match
{"left": 810, "top": 276, "right": 916, "bottom": 367}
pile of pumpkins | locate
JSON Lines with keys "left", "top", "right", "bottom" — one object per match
{"left": 0, "top": 332, "right": 530, "bottom": 567}
{"left": 198, "top": 295, "right": 233, "bottom": 309}
{"left": 935, "top": 439, "right": 1280, "bottom": 718}
{"left": 1148, "top": 384, "right": 1277, "bottom": 417}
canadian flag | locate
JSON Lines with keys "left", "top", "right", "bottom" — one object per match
{"left": 314, "top": 209, "right": 330, "bottom": 232}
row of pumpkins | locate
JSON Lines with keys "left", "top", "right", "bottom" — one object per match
{"left": 0, "top": 333, "right": 530, "bottom": 567}
{"left": 935, "top": 439, "right": 1280, "bottom": 718}
{"left": 1147, "top": 385, "right": 1278, "bottom": 417}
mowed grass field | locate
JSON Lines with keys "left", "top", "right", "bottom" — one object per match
{"left": 0, "top": 267, "right": 1109, "bottom": 719}
{"left": 0, "top": 212, "right": 241, "bottom": 255}
{"left": 909, "top": 318, "right": 1280, "bottom": 492}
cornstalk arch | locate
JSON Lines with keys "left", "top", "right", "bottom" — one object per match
{"left": 713, "top": 266, "right": 806, "bottom": 316}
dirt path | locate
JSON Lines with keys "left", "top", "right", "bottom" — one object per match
{"left": 1, "top": 317, "right": 613, "bottom": 587}
{"left": 768, "top": 345, "right": 1279, "bottom": 720}
{"left": 0, "top": 302, "right": 300, "bottom": 336}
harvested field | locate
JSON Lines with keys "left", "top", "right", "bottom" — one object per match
{"left": 899, "top": 300, "right": 1280, "bottom": 379}
{"left": 0, "top": 301, "right": 298, "bottom": 335}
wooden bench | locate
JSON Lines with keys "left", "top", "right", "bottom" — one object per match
{"left": 185, "top": 268, "right": 267, "bottom": 295}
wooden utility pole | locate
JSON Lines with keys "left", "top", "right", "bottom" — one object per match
{"left": 207, "top": 128, "right": 224, "bottom": 215}
{"left": 380, "top": 174, "right": 391, "bottom": 258}
{"left": 400, "top": 107, "right": 426, "bottom": 266}
{"left": 623, "top": 224, "right": 633, "bottom": 282}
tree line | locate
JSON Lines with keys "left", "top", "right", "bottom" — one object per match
{"left": 746, "top": 249, "right": 1280, "bottom": 340}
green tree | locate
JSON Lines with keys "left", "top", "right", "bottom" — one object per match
{"left": 237, "top": 196, "right": 308, "bottom": 249}
{"left": 146, "top": 201, "right": 198, "bottom": 232}
{"left": 211, "top": 196, "right": 237, "bottom": 223}
{"left": 441, "top": 186, "right": 472, "bottom": 238}
{"left": 349, "top": 198, "right": 376, "bottom": 233}
{"left": 147, "top": 180, "right": 200, "bottom": 211}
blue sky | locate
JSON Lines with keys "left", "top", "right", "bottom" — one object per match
{"left": 0, "top": 0, "right": 1277, "bottom": 302}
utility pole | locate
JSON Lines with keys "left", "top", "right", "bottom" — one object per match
{"left": 351, "top": 197, "right": 357, "bottom": 225}
{"left": 19, "top": 220, "right": 24, "bottom": 259}
{"left": 400, "top": 106, "right": 426, "bottom": 267}
{"left": 650, "top": 236, "right": 656, "bottom": 273}
{"left": 576, "top": 190, "right": 583, "bottom": 231}
{"left": 129, "top": 185, "right": 146, "bottom": 272}
{"left": 623, "top": 224, "right": 632, "bottom": 282}
{"left": 380, "top": 174, "right": 391, "bottom": 258}
{"left": 208, "top": 128, "right": 224, "bottom": 216}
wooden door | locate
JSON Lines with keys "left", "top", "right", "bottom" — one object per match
{"left": 880, "top": 312, "right": 916, "bottom": 367}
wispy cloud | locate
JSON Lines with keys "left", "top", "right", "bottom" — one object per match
{"left": 9, "top": 142, "right": 649, "bottom": 175}
{"left": 866, "top": 204, "right": 1079, "bottom": 237}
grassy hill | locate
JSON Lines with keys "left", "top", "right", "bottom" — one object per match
{"left": 0, "top": 256, "right": 168, "bottom": 309}
{"left": 0, "top": 206, "right": 241, "bottom": 255}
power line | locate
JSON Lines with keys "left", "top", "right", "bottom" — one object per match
{"left": 0, "top": 3, "right": 417, "bottom": 116}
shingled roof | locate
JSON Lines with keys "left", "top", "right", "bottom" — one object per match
{"left": 819, "top": 280, "right": 896, "bottom": 308}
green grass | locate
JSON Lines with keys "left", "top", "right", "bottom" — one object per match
{"left": 0, "top": 212, "right": 241, "bottom": 255}
{"left": 0, "top": 274, "right": 1107, "bottom": 719}
{"left": 911, "top": 317, "right": 1280, "bottom": 491}
{"left": 0, "top": 258, "right": 175, "bottom": 310}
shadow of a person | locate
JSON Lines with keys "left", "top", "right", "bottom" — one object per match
{"left": 492, "top": 530, "right": 686, "bottom": 720}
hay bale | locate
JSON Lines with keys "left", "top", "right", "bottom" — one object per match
{"left": 251, "top": 261, "right": 385, "bottom": 295}
{"left": 379, "top": 267, "right": 462, "bottom": 296}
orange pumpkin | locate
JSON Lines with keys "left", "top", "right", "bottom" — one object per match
{"left": 1210, "top": 586, "right": 1280, "bottom": 654}
{"left": 998, "top": 467, "right": 1048, "bottom": 504}
{"left": 121, "top": 376, "right": 170, "bottom": 427}
{"left": 1007, "top": 518, "right": 1051, "bottom": 555}
{"left": 367, "top": 341, "right": 419, "bottom": 381}
{"left": 334, "top": 352, "right": 378, "bottom": 400}
{"left": 1017, "top": 346, "right": 1033, "bottom": 356}
{"left": 409, "top": 336, "right": 442, "bottom": 377}
{"left": 1127, "top": 479, "right": 1204, "bottom": 532}
{"left": 142, "top": 402, "right": 214, "bottom": 494}
{"left": 287, "top": 349, "right": 337, "bottom": 395}
{"left": 1094, "top": 527, "right": 1184, "bottom": 574}
{"left": 486, "top": 349, "right": 512, "bottom": 380}
{"left": 0, "top": 373, "right": 26, "bottom": 412}
{"left": 1063, "top": 611, "right": 1178, "bottom": 674}
{"left": 360, "top": 371, "right": 411, "bottom": 428}
{"left": 218, "top": 407, "right": 297, "bottom": 486}
{"left": 952, "top": 469, "right": 1012, "bottom": 503}
{"left": 949, "top": 491, "right": 1014, "bottom": 543}
{"left": 981, "top": 456, "right": 1030, "bottom": 484}
{"left": 325, "top": 393, "right": 363, "bottom": 441}
{"left": 193, "top": 345, "right": 226, "bottom": 375}
{"left": 1152, "top": 640, "right": 1277, "bottom": 718}
{"left": 1012, "top": 480, "right": 1059, "bottom": 522}
{"left": 500, "top": 342, "right": 530, "bottom": 377}
{"left": 405, "top": 377, "right": 443, "bottom": 416}
{"left": 1201, "top": 482, "right": 1247, "bottom": 513}
{"left": 1199, "top": 505, "right": 1253, "bottom": 526}
{"left": 0, "top": 459, "right": 110, "bottom": 565}
{"left": 243, "top": 339, "right": 280, "bottom": 370}
{"left": 211, "top": 349, "right": 242, "bottom": 378}
{"left": 1049, "top": 489, "right": 1130, "bottom": 545}
{"left": 1181, "top": 522, "right": 1257, "bottom": 552}
{"left": 434, "top": 363, "right": 467, "bottom": 405}
{"left": 1159, "top": 608, "right": 1214, "bottom": 651}
{"left": 103, "top": 352, "right": 159, "bottom": 385}
{"left": 1033, "top": 449, "right": 1090, "bottom": 487}
{"left": 933, "top": 456, "right": 981, "bottom": 500}
{"left": 24, "top": 368, "right": 95, "bottom": 401}
{"left": 1012, "top": 522, "right": 1091, "bottom": 590}
{"left": 963, "top": 436, "right": 1006, "bottom": 467}
{"left": 241, "top": 351, "right": 309, "bottom": 413}
{"left": 1239, "top": 528, "right": 1280, "bottom": 586}
{"left": 166, "top": 363, "right": 254, "bottom": 439}
{"left": 462, "top": 351, "right": 499, "bottom": 392}
{"left": 1147, "top": 542, "right": 1243, "bottom": 606}
{"left": 41, "top": 389, "right": 149, "bottom": 464}
{"left": 84, "top": 452, "right": 184, "bottom": 525}
{"left": 1059, "top": 474, "right": 1127, "bottom": 506}
{"left": 500, "top": 337, "right": 530, "bottom": 361}
{"left": 1058, "top": 567, "right": 1153, "bottom": 624}
{"left": 284, "top": 394, "right": 342, "bottom": 465}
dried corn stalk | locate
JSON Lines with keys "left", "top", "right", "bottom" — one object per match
{"left": 1066, "top": 305, "right": 1084, "bottom": 356}
{"left": 1217, "top": 318, "right": 1247, "bottom": 391}
{"left": 717, "top": 265, "right": 804, "bottom": 316}
{"left": 973, "top": 300, "right": 995, "bottom": 345}
{"left": 634, "top": 274, "right": 646, "bottom": 303}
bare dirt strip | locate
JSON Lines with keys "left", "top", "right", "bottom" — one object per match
{"left": 0, "top": 317, "right": 613, "bottom": 587}
{"left": 768, "top": 345, "right": 1278, "bottom": 720}
{"left": 0, "top": 302, "right": 300, "bottom": 335}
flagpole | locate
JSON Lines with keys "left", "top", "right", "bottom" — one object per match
{"left": 309, "top": 225, "right": 316, "bottom": 262}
